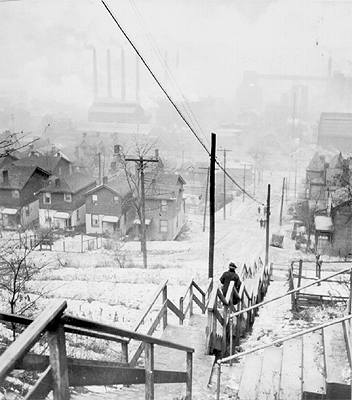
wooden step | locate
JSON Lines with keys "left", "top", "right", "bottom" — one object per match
{"left": 323, "top": 323, "right": 351, "bottom": 400}
{"left": 302, "top": 331, "right": 326, "bottom": 400}
{"left": 279, "top": 338, "right": 302, "bottom": 400}
{"left": 238, "top": 353, "right": 262, "bottom": 400}
{"left": 257, "top": 346, "right": 282, "bottom": 400}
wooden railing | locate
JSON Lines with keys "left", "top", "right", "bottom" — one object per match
{"left": 0, "top": 299, "right": 194, "bottom": 400}
{"left": 205, "top": 257, "right": 272, "bottom": 357}
{"left": 179, "top": 278, "right": 213, "bottom": 321}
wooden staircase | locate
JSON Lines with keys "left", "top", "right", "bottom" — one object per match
{"left": 236, "top": 322, "right": 351, "bottom": 400}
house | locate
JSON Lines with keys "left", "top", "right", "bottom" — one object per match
{"left": 318, "top": 112, "right": 352, "bottom": 152}
{"left": 330, "top": 190, "right": 352, "bottom": 257}
{"left": 0, "top": 165, "right": 50, "bottom": 229}
{"left": 13, "top": 153, "right": 73, "bottom": 177}
{"left": 85, "top": 172, "right": 135, "bottom": 236}
{"left": 305, "top": 152, "right": 327, "bottom": 202}
{"left": 139, "top": 173, "right": 186, "bottom": 241}
{"left": 37, "top": 172, "right": 96, "bottom": 230}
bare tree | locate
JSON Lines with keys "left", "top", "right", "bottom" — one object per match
{"left": 115, "top": 136, "right": 161, "bottom": 268}
{"left": 0, "top": 230, "right": 55, "bottom": 340}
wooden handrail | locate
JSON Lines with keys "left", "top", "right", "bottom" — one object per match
{"left": 0, "top": 300, "right": 67, "bottom": 384}
{"left": 131, "top": 279, "right": 168, "bottom": 332}
{"left": 0, "top": 312, "right": 129, "bottom": 344}
{"left": 231, "top": 266, "right": 352, "bottom": 319}
{"left": 62, "top": 314, "right": 194, "bottom": 353}
{"left": 219, "top": 313, "right": 352, "bottom": 364}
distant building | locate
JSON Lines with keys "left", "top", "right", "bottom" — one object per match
{"left": 318, "top": 112, "right": 352, "bottom": 152}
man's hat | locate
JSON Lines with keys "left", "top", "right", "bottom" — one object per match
{"left": 229, "top": 262, "right": 237, "bottom": 270}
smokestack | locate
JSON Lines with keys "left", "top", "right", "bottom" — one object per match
{"left": 121, "top": 48, "right": 126, "bottom": 102}
{"left": 107, "top": 49, "right": 112, "bottom": 98}
{"left": 135, "top": 54, "right": 140, "bottom": 102}
{"left": 93, "top": 48, "right": 98, "bottom": 100}
{"left": 328, "top": 57, "right": 332, "bottom": 79}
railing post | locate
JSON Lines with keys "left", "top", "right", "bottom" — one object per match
{"left": 229, "top": 315, "right": 234, "bottom": 366}
{"left": 186, "top": 351, "right": 193, "bottom": 400}
{"left": 222, "top": 303, "right": 228, "bottom": 357}
{"left": 145, "top": 342, "right": 155, "bottom": 400}
{"left": 189, "top": 283, "right": 194, "bottom": 318}
{"left": 162, "top": 285, "right": 167, "bottom": 330}
{"left": 121, "top": 342, "right": 128, "bottom": 364}
{"left": 47, "top": 322, "right": 70, "bottom": 400}
{"left": 349, "top": 270, "right": 352, "bottom": 316}
{"left": 216, "top": 362, "right": 221, "bottom": 400}
{"left": 179, "top": 297, "right": 184, "bottom": 325}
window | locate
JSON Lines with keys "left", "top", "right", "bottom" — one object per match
{"left": 12, "top": 190, "right": 20, "bottom": 198}
{"left": 64, "top": 193, "right": 72, "bottom": 202}
{"left": 44, "top": 192, "right": 51, "bottom": 204}
{"left": 58, "top": 167, "right": 62, "bottom": 176}
{"left": 160, "top": 220, "right": 168, "bottom": 233}
{"left": 113, "top": 196, "right": 120, "bottom": 205}
{"left": 92, "top": 194, "right": 98, "bottom": 205}
{"left": 91, "top": 214, "right": 99, "bottom": 227}
{"left": 161, "top": 200, "right": 167, "bottom": 212}
{"left": 25, "top": 205, "right": 30, "bottom": 217}
{"left": 76, "top": 209, "right": 80, "bottom": 221}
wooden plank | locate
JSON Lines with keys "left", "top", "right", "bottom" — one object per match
{"left": 323, "top": 324, "right": 351, "bottom": 399}
{"left": 0, "top": 300, "right": 67, "bottom": 384}
{"left": 257, "top": 346, "right": 282, "bottom": 400}
{"left": 62, "top": 314, "right": 194, "bottom": 353}
{"left": 47, "top": 322, "right": 69, "bottom": 400}
{"left": 238, "top": 353, "right": 262, "bottom": 400}
{"left": 25, "top": 366, "right": 52, "bottom": 400}
{"left": 302, "top": 331, "right": 326, "bottom": 400}
{"left": 186, "top": 352, "right": 192, "bottom": 400}
{"left": 167, "top": 299, "right": 185, "bottom": 322}
{"left": 67, "top": 364, "right": 187, "bottom": 386}
{"left": 279, "top": 338, "right": 302, "bottom": 400}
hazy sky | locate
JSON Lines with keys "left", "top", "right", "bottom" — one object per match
{"left": 1, "top": 0, "right": 352, "bottom": 113}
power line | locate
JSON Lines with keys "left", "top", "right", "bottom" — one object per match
{"left": 101, "top": 0, "right": 264, "bottom": 205}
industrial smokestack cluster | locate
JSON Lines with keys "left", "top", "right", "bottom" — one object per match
{"left": 92, "top": 48, "right": 138, "bottom": 102}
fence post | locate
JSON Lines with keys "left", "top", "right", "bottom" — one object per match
{"left": 229, "top": 315, "right": 234, "bottom": 366}
{"left": 47, "top": 322, "right": 70, "bottom": 400}
{"left": 179, "top": 297, "right": 184, "bottom": 325}
{"left": 162, "top": 285, "right": 167, "bottom": 330}
{"left": 145, "top": 342, "right": 155, "bottom": 400}
{"left": 63, "top": 240, "right": 65, "bottom": 253}
{"left": 186, "top": 351, "right": 193, "bottom": 400}
{"left": 81, "top": 233, "right": 83, "bottom": 253}
{"left": 297, "top": 259, "right": 303, "bottom": 287}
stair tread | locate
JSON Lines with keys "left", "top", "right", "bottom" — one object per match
{"left": 257, "top": 346, "right": 282, "bottom": 400}
{"left": 323, "top": 323, "right": 350, "bottom": 385}
{"left": 238, "top": 353, "right": 262, "bottom": 400}
{"left": 279, "top": 338, "right": 302, "bottom": 400}
{"left": 302, "top": 331, "right": 326, "bottom": 397}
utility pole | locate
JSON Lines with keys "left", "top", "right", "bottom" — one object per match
{"left": 217, "top": 148, "right": 232, "bottom": 220}
{"left": 200, "top": 167, "right": 210, "bottom": 232}
{"left": 125, "top": 155, "right": 159, "bottom": 269}
{"left": 97, "top": 153, "right": 101, "bottom": 184}
{"left": 265, "top": 184, "right": 271, "bottom": 267}
{"left": 279, "top": 177, "right": 285, "bottom": 226}
{"left": 209, "top": 133, "right": 216, "bottom": 279}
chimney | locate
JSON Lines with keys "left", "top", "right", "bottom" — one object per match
{"left": 107, "top": 49, "right": 112, "bottom": 98}
{"left": 135, "top": 54, "right": 140, "bottom": 102}
{"left": 121, "top": 48, "right": 126, "bottom": 102}
{"left": 114, "top": 144, "right": 121, "bottom": 155}
{"left": 103, "top": 176, "right": 108, "bottom": 185}
{"left": 29, "top": 144, "right": 34, "bottom": 151}
{"left": 93, "top": 47, "right": 98, "bottom": 100}
{"left": 83, "top": 132, "right": 87, "bottom": 138}
{"left": 51, "top": 145, "right": 55, "bottom": 156}
{"left": 110, "top": 161, "right": 117, "bottom": 174}
{"left": 3, "top": 170, "right": 9, "bottom": 185}
{"left": 75, "top": 145, "right": 79, "bottom": 158}
{"left": 55, "top": 178, "right": 60, "bottom": 188}
{"left": 155, "top": 149, "right": 159, "bottom": 159}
